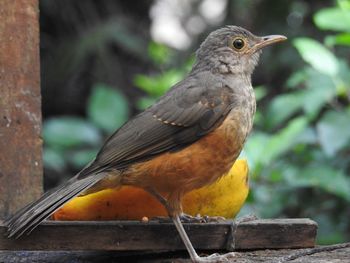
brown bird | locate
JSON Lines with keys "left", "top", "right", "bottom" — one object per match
{"left": 5, "top": 26, "right": 286, "bottom": 262}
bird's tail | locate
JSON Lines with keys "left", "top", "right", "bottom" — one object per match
{"left": 4, "top": 172, "right": 106, "bottom": 239}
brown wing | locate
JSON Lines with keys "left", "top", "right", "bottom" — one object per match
{"left": 79, "top": 73, "right": 235, "bottom": 178}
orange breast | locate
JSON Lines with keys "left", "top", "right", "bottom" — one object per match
{"left": 123, "top": 111, "right": 249, "bottom": 213}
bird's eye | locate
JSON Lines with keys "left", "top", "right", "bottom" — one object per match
{"left": 232, "top": 38, "right": 245, "bottom": 50}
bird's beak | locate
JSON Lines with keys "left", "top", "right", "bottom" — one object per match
{"left": 249, "top": 35, "right": 287, "bottom": 54}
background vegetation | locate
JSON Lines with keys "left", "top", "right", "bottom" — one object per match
{"left": 40, "top": 0, "right": 350, "bottom": 244}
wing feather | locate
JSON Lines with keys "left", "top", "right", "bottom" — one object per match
{"left": 79, "top": 73, "right": 235, "bottom": 178}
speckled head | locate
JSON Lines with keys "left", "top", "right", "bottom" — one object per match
{"left": 194, "top": 26, "right": 287, "bottom": 75}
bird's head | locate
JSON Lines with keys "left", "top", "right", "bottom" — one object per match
{"left": 194, "top": 26, "right": 287, "bottom": 76}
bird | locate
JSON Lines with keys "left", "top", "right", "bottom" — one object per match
{"left": 5, "top": 26, "right": 286, "bottom": 262}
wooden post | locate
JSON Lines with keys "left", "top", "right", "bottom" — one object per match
{"left": 0, "top": 0, "right": 42, "bottom": 219}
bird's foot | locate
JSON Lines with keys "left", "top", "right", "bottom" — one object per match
{"left": 194, "top": 252, "right": 236, "bottom": 262}
{"left": 151, "top": 214, "right": 226, "bottom": 223}
{"left": 180, "top": 213, "right": 226, "bottom": 223}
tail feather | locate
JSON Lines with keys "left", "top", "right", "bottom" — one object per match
{"left": 5, "top": 173, "right": 106, "bottom": 238}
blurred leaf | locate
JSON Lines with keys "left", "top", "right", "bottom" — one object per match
{"left": 43, "top": 147, "right": 66, "bottom": 172}
{"left": 88, "top": 84, "right": 129, "bottom": 133}
{"left": 249, "top": 179, "right": 297, "bottom": 218}
{"left": 286, "top": 70, "right": 308, "bottom": 88}
{"left": 315, "top": 213, "right": 347, "bottom": 244}
{"left": 44, "top": 117, "right": 101, "bottom": 148}
{"left": 339, "top": 0, "right": 350, "bottom": 10}
{"left": 302, "top": 71, "right": 336, "bottom": 118}
{"left": 285, "top": 165, "right": 350, "bottom": 201}
{"left": 69, "top": 148, "right": 99, "bottom": 169}
{"left": 316, "top": 110, "right": 350, "bottom": 156}
{"left": 76, "top": 19, "right": 147, "bottom": 62}
{"left": 252, "top": 184, "right": 285, "bottom": 217}
{"left": 325, "top": 33, "right": 350, "bottom": 47}
{"left": 269, "top": 167, "right": 284, "bottom": 182}
{"left": 337, "top": 60, "right": 350, "bottom": 96}
{"left": 183, "top": 56, "right": 196, "bottom": 72}
{"left": 266, "top": 93, "right": 303, "bottom": 128}
{"left": 244, "top": 118, "right": 307, "bottom": 174}
{"left": 301, "top": 87, "right": 333, "bottom": 119}
{"left": 285, "top": 68, "right": 337, "bottom": 120}
{"left": 253, "top": 110, "right": 264, "bottom": 126}
{"left": 254, "top": 86, "right": 267, "bottom": 101}
{"left": 294, "top": 127, "right": 317, "bottom": 145}
{"left": 134, "top": 70, "right": 183, "bottom": 97}
{"left": 136, "top": 97, "right": 158, "bottom": 110}
{"left": 338, "top": 0, "right": 350, "bottom": 10}
{"left": 293, "top": 38, "right": 339, "bottom": 76}
{"left": 314, "top": 7, "right": 350, "bottom": 32}
{"left": 262, "top": 117, "right": 308, "bottom": 164}
{"left": 148, "top": 41, "right": 172, "bottom": 65}
{"left": 241, "top": 131, "right": 270, "bottom": 175}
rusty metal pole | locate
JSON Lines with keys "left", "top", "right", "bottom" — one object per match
{"left": 0, "top": 0, "right": 42, "bottom": 219}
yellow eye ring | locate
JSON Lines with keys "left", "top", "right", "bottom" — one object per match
{"left": 230, "top": 37, "right": 246, "bottom": 51}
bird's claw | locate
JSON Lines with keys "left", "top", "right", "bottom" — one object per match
{"left": 151, "top": 214, "right": 226, "bottom": 223}
{"left": 180, "top": 214, "right": 226, "bottom": 223}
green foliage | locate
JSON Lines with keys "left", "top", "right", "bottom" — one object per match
{"left": 43, "top": 117, "right": 102, "bottom": 148}
{"left": 134, "top": 42, "right": 193, "bottom": 110}
{"left": 134, "top": 70, "right": 183, "bottom": 97}
{"left": 313, "top": 2, "right": 350, "bottom": 32}
{"left": 43, "top": 84, "right": 129, "bottom": 173}
{"left": 317, "top": 110, "right": 350, "bottom": 156}
{"left": 88, "top": 83, "right": 129, "bottom": 133}
{"left": 285, "top": 165, "right": 350, "bottom": 201}
{"left": 241, "top": 0, "right": 350, "bottom": 245}
{"left": 69, "top": 149, "right": 99, "bottom": 169}
{"left": 315, "top": 0, "right": 350, "bottom": 48}
{"left": 148, "top": 41, "right": 173, "bottom": 65}
{"left": 43, "top": 147, "right": 66, "bottom": 172}
{"left": 75, "top": 19, "right": 148, "bottom": 64}
{"left": 293, "top": 38, "right": 339, "bottom": 76}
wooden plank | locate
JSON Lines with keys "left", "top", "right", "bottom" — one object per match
{"left": 0, "top": 0, "right": 42, "bottom": 219}
{"left": 0, "top": 219, "right": 317, "bottom": 251}
{"left": 0, "top": 220, "right": 231, "bottom": 251}
{"left": 234, "top": 218, "right": 318, "bottom": 250}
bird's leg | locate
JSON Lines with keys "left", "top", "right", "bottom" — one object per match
{"left": 172, "top": 213, "right": 201, "bottom": 262}
{"left": 142, "top": 189, "right": 200, "bottom": 261}
{"left": 172, "top": 213, "right": 236, "bottom": 262}
{"left": 143, "top": 186, "right": 169, "bottom": 208}
{"left": 142, "top": 187, "right": 173, "bottom": 222}
{"left": 145, "top": 189, "right": 235, "bottom": 262}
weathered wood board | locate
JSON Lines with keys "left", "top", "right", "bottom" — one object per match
{"left": 0, "top": 0, "right": 42, "bottom": 219}
{"left": 0, "top": 219, "right": 317, "bottom": 251}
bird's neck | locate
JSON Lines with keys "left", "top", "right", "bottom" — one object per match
{"left": 191, "top": 50, "right": 260, "bottom": 78}
{"left": 190, "top": 61, "right": 256, "bottom": 122}
{"left": 191, "top": 62, "right": 253, "bottom": 90}
{"left": 191, "top": 60, "right": 254, "bottom": 80}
